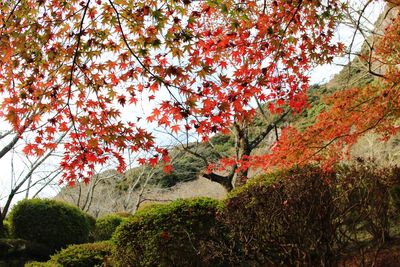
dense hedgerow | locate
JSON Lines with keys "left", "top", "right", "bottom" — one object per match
{"left": 222, "top": 166, "right": 337, "bottom": 266}
{"left": 9, "top": 199, "right": 90, "bottom": 252}
{"left": 334, "top": 161, "right": 400, "bottom": 244}
{"left": 93, "top": 214, "right": 127, "bottom": 241}
{"left": 112, "top": 198, "right": 230, "bottom": 267}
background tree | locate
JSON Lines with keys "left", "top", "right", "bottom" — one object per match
{"left": 253, "top": 2, "right": 400, "bottom": 171}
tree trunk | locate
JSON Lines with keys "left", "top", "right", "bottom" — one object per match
{"left": 232, "top": 121, "right": 251, "bottom": 188}
{"left": 0, "top": 213, "right": 6, "bottom": 238}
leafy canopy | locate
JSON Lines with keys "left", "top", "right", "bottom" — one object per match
{"left": 253, "top": 11, "right": 400, "bottom": 171}
{"left": 0, "top": 0, "right": 342, "bottom": 184}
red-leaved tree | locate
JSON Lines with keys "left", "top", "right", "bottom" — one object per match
{"left": 0, "top": 0, "right": 342, "bottom": 186}
{"left": 253, "top": 3, "right": 400, "bottom": 171}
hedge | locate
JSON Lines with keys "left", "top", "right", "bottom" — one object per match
{"left": 9, "top": 199, "right": 90, "bottom": 252}
{"left": 112, "top": 198, "right": 230, "bottom": 266}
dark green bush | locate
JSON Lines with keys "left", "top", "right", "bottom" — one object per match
{"left": 9, "top": 199, "right": 90, "bottom": 252}
{"left": 112, "top": 198, "right": 230, "bottom": 267}
{"left": 47, "top": 241, "right": 113, "bottom": 267}
{"left": 222, "top": 166, "right": 337, "bottom": 266}
{"left": 93, "top": 214, "right": 126, "bottom": 241}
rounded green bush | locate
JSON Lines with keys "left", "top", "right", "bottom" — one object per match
{"left": 9, "top": 199, "right": 90, "bottom": 252}
{"left": 48, "top": 241, "right": 113, "bottom": 267}
{"left": 113, "top": 198, "right": 229, "bottom": 267}
{"left": 93, "top": 214, "right": 126, "bottom": 241}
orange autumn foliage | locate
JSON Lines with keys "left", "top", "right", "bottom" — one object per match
{"left": 254, "top": 10, "right": 400, "bottom": 171}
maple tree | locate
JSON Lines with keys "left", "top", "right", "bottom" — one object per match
{"left": 167, "top": 108, "right": 290, "bottom": 191}
{"left": 252, "top": 2, "right": 400, "bottom": 171}
{"left": 0, "top": 0, "right": 342, "bottom": 188}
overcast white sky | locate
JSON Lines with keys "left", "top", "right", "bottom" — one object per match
{"left": 0, "top": 0, "right": 386, "bottom": 208}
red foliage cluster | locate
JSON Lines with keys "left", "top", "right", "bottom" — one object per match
{"left": 0, "top": 0, "right": 342, "bottom": 183}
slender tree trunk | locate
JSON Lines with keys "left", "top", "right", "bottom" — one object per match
{"left": 232, "top": 121, "right": 251, "bottom": 188}
{"left": 0, "top": 211, "right": 6, "bottom": 238}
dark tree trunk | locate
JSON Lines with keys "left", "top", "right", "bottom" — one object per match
{"left": 201, "top": 111, "right": 289, "bottom": 191}
{"left": 232, "top": 121, "right": 251, "bottom": 188}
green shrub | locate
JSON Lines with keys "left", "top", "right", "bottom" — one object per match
{"left": 48, "top": 241, "right": 113, "bottom": 267}
{"left": 113, "top": 198, "right": 230, "bottom": 267}
{"left": 93, "top": 214, "right": 126, "bottom": 241}
{"left": 222, "top": 166, "right": 337, "bottom": 266}
{"left": 9, "top": 199, "right": 90, "bottom": 252}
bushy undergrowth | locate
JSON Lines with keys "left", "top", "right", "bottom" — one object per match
{"left": 222, "top": 166, "right": 337, "bottom": 266}
{"left": 221, "top": 162, "right": 400, "bottom": 266}
{"left": 9, "top": 199, "right": 90, "bottom": 252}
{"left": 112, "top": 198, "right": 230, "bottom": 267}
{"left": 93, "top": 214, "right": 127, "bottom": 241}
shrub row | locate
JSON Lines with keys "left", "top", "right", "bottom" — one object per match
{"left": 7, "top": 162, "right": 400, "bottom": 266}
{"left": 112, "top": 163, "right": 400, "bottom": 266}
